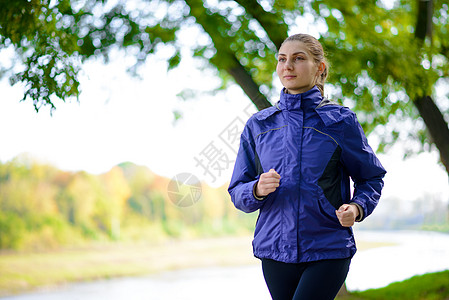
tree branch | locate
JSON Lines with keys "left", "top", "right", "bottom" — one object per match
{"left": 184, "top": 0, "right": 271, "bottom": 111}
{"left": 226, "top": 56, "right": 272, "bottom": 110}
{"left": 233, "top": 0, "right": 288, "bottom": 49}
{"left": 413, "top": 96, "right": 449, "bottom": 174}
{"left": 415, "top": 0, "right": 433, "bottom": 41}
{"left": 413, "top": 0, "right": 449, "bottom": 175}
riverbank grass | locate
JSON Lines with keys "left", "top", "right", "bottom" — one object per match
{"left": 0, "top": 236, "right": 256, "bottom": 296}
{"left": 338, "top": 270, "right": 449, "bottom": 300}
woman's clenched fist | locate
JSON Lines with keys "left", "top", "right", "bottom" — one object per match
{"left": 255, "top": 169, "right": 281, "bottom": 197}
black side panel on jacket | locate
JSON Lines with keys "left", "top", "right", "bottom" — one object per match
{"left": 318, "top": 146, "right": 343, "bottom": 209}
{"left": 254, "top": 149, "right": 264, "bottom": 176}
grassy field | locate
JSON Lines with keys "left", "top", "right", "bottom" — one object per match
{"left": 0, "top": 236, "right": 257, "bottom": 296}
{"left": 0, "top": 236, "right": 395, "bottom": 297}
{"left": 337, "top": 270, "right": 449, "bottom": 300}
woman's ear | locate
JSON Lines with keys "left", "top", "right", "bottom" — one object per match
{"left": 317, "top": 61, "right": 325, "bottom": 75}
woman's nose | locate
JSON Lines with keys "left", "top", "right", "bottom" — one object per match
{"left": 284, "top": 59, "right": 293, "bottom": 70}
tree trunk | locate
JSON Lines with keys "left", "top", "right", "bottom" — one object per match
{"left": 226, "top": 56, "right": 272, "bottom": 111}
{"left": 413, "top": 96, "right": 449, "bottom": 174}
{"left": 412, "top": 0, "right": 449, "bottom": 176}
{"left": 233, "top": 0, "right": 288, "bottom": 49}
{"left": 185, "top": 0, "right": 272, "bottom": 111}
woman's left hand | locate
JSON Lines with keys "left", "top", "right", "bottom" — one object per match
{"left": 336, "top": 204, "right": 359, "bottom": 227}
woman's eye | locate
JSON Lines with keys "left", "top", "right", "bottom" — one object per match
{"left": 296, "top": 56, "right": 304, "bottom": 61}
{"left": 278, "top": 58, "right": 286, "bottom": 62}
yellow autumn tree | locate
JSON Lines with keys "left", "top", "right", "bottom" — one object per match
{"left": 98, "top": 166, "right": 131, "bottom": 239}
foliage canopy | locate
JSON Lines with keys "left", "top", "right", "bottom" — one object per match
{"left": 1, "top": 0, "right": 448, "bottom": 172}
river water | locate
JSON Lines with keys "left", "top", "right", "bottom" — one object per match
{"left": 2, "top": 230, "right": 449, "bottom": 300}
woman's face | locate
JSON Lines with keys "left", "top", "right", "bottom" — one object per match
{"left": 276, "top": 41, "right": 320, "bottom": 94}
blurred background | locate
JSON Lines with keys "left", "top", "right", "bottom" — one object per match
{"left": 0, "top": 0, "right": 449, "bottom": 299}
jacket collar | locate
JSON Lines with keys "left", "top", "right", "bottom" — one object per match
{"left": 276, "top": 86, "right": 322, "bottom": 111}
{"left": 254, "top": 86, "right": 345, "bottom": 126}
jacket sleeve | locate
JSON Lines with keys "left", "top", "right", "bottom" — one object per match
{"left": 228, "top": 123, "right": 266, "bottom": 213}
{"left": 341, "top": 112, "right": 387, "bottom": 221}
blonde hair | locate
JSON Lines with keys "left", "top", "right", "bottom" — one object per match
{"left": 281, "top": 34, "right": 328, "bottom": 96}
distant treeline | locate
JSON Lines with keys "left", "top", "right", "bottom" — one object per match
{"left": 356, "top": 194, "right": 449, "bottom": 232}
{"left": 0, "top": 156, "right": 255, "bottom": 250}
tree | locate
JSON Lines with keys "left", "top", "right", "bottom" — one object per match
{"left": 1, "top": 0, "right": 448, "bottom": 174}
{"left": 99, "top": 166, "right": 131, "bottom": 238}
{"left": 310, "top": 0, "right": 449, "bottom": 174}
{"left": 58, "top": 171, "right": 97, "bottom": 226}
{"left": 0, "top": 0, "right": 180, "bottom": 110}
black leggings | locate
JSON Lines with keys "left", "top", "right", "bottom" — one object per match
{"left": 261, "top": 258, "right": 351, "bottom": 300}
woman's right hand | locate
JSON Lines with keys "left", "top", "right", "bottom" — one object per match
{"left": 255, "top": 169, "right": 281, "bottom": 197}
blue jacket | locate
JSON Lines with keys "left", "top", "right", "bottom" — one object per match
{"left": 228, "top": 86, "right": 386, "bottom": 263}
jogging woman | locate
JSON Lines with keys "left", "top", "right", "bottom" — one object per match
{"left": 228, "top": 33, "right": 386, "bottom": 300}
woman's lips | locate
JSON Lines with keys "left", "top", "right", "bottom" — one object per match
{"left": 283, "top": 75, "right": 296, "bottom": 79}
